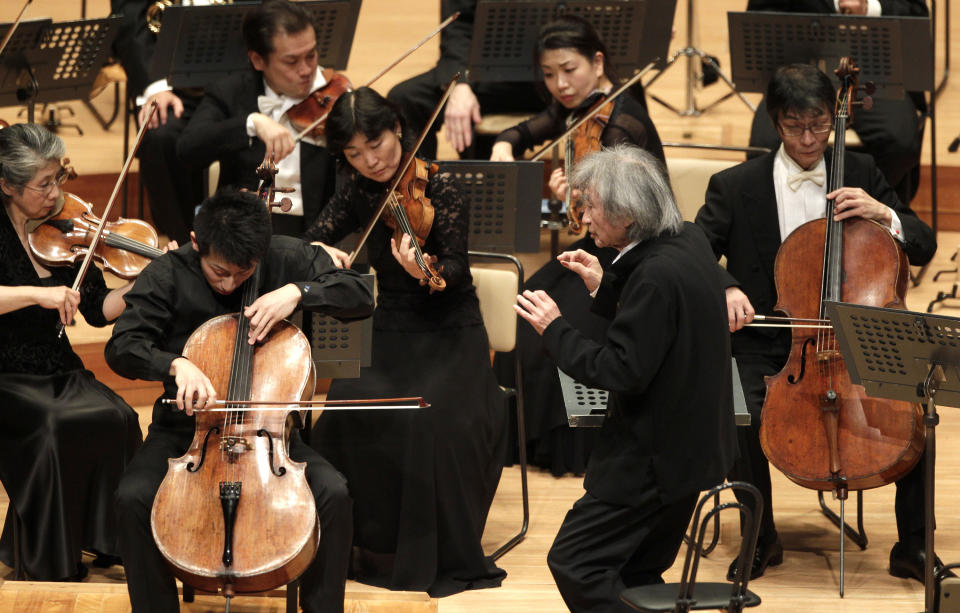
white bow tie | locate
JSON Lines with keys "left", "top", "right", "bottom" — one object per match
{"left": 257, "top": 94, "right": 294, "bottom": 121}
{"left": 786, "top": 167, "right": 826, "bottom": 191}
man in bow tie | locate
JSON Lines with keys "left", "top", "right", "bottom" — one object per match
{"left": 695, "top": 63, "right": 938, "bottom": 584}
{"left": 178, "top": 0, "right": 337, "bottom": 236}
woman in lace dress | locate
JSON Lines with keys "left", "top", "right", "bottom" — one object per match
{"left": 0, "top": 124, "right": 142, "bottom": 580}
{"left": 489, "top": 16, "right": 667, "bottom": 476}
{"left": 304, "top": 87, "right": 507, "bottom": 597}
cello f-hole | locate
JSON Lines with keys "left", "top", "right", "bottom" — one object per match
{"left": 257, "top": 429, "right": 287, "bottom": 477}
{"left": 186, "top": 426, "right": 220, "bottom": 472}
{"left": 787, "top": 338, "right": 815, "bottom": 384}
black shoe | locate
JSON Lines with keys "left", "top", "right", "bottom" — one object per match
{"left": 889, "top": 542, "right": 957, "bottom": 583}
{"left": 727, "top": 539, "right": 783, "bottom": 581}
{"left": 90, "top": 552, "right": 122, "bottom": 569}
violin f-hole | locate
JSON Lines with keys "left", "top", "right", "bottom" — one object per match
{"left": 787, "top": 337, "right": 815, "bottom": 384}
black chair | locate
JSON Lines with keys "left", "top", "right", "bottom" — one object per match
{"left": 620, "top": 482, "right": 763, "bottom": 613}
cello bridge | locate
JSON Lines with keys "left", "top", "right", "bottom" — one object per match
{"left": 220, "top": 437, "right": 251, "bottom": 453}
{"left": 815, "top": 349, "right": 842, "bottom": 364}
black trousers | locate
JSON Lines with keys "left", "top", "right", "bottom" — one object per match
{"left": 115, "top": 423, "right": 352, "bottom": 613}
{"left": 749, "top": 95, "right": 924, "bottom": 204}
{"left": 731, "top": 354, "right": 928, "bottom": 548}
{"left": 548, "top": 487, "right": 698, "bottom": 613}
{"left": 136, "top": 91, "right": 205, "bottom": 244}
{"left": 387, "top": 72, "right": 544, "bottom": 160}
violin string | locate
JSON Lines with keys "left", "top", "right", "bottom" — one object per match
{"left": 388, "top": 191, "right": 432, "bottom": 280}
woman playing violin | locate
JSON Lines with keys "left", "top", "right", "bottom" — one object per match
{"left": 304, "top": 87, "right": 508, "bottom": 596}
{"left": 490, "top": 15, "right": 665, "bottom": 476}
{"left": 0, "top": 123, "right": 142, "bottom": 580}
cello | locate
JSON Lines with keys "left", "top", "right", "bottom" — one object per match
{"left": 757, "top": 58, "right": 925, "bottom": 591}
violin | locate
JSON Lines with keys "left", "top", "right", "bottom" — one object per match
{"left": 561, "top": 95, "right": 615, "bottom": 233}
{"left": 286, "top": 68, "right": 353, "bottom": 140}
{"left": 28, "top": 191, "right": 162, "bottom": 279}
{"left": 758, "top": 58, "right": 923, "bottom": 539}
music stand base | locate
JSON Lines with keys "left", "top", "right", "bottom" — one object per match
{"left": 645, "top": 48, "right": 756, "bottom": 117}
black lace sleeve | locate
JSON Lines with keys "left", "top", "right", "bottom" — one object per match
{"left": 425, "top": 170, "right": 470, "bottom": 289}
{"left": 303, "top": 180, "right": 363, "bottom": 244}
{"left": 602, "top": 94, "right": 666, "bottom": 164}
{"left": 493, "top": 102, "right": 567, "bottom": 158}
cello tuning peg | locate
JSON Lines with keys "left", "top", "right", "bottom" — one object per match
{"left": 859, "top": 82, "right": 877, "bottom": 96}
{"left": 272, "top": 197, "right": 293, "bottom": 213}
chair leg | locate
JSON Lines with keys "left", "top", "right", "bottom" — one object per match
{"left": 182, "top": 584, "right": 195, "bottom": 603}
{"left": 491, "top": 356, "right": 529, "bottom": 560}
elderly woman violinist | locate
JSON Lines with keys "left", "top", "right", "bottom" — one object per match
{"left": 0, "top": 123, "right": 143, "bottom": 580}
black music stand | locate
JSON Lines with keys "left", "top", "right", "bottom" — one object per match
{"left": 826, "top": 300, "right": 960, "bottom": 613}
{"left": 0, "top": 19, "right": 55, "bottom": 122}
{"left": 466, "top": 0, "right": 674, "bottom": 83}
{"left": 149, "top": 0, "right": 361, "bottom": 88}
{"left": 728, "top": 11, "right": 940, "bottom": 234}
{"left": 301, "top": 274, "right": 374, "bottom": 380}
{"left": 435, "top": 160, "right": 543, "bottom": 253}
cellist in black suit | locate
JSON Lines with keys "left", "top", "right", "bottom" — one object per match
{"left": 696, "top": 63, "right": 941, "bottom": 582}
{"left": 746, "top": 0, "right": 929, "bottom": 204}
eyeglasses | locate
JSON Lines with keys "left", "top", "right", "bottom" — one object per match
{"left": 778, "top": 121, "right": 833, "bottom": 138}
{"left": 22, "top": 167, "right": 69, "bottom": 196}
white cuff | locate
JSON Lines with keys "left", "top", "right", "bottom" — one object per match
{"left": 136, "top": 79, "right": 172, "bottom": 107}
{"left": 834, "top": 0, "right": 882, "bottom": 15}
{"left": 888, "top": 209, "right": 905, "bottom": 243}
{"left": 246, "top": 113, "right": 259, "bottom": 137}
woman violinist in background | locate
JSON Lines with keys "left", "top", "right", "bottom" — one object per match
{"left": 0, "top": 123, "right": 143, "bottom": 580}
{"left": 489, "top": 15, "right": 665, "bottom": 476}
{"left": 304, "top": 87, "right": 507, "bottom": 597}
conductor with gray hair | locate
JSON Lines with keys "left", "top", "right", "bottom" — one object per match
{"left": 515, "top": 145, "right": 737, "bottom": 611}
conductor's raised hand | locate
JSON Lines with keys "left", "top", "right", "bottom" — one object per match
{"left": 514, "top": 289, "right": 561, "bottom": 335}
{"left": 244, "top": 283, "right": 302, "bottom": 344}
{"left": 169, "top": 357, "right": 217, "bottom": 416}
{"left": 250, "top": 113, "right": 297, "bottom": 162}
{"left": 557, "top": 249, "right": 602, "bottom": 293}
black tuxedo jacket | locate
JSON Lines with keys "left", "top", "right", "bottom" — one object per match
{"left": 695, "top": 149, "right": 936, "bottom": 358}
{"left": 746, "top": 0, "right": 928, "bottom": 16}
{"left": 542, "top": 223, "right": 737, "bottom": 506}
{"left": 176, "top": 70, "right": 336, "bottom": 230}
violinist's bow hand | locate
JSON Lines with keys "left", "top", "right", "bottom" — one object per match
{"left": 444, "top": 83, "right": 481, "bottom": 153}
{"left": 140, "top": 90, "right": 183, "bottom": 129}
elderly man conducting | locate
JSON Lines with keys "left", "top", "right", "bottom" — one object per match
{"left": 515, "top": 145, "right": 737, "bottom": 612}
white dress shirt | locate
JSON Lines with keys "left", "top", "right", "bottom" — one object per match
{"left": 772, "top": 144, "right": 903, "bottom": 243}
{"left": 833, "top": 0, "right": 882, "bottom": 16}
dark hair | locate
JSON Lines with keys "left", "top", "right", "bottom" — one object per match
{"left": 535, "top": 15, "right": 617, "bottom": 83}
{"left": 766, "top": 63, "right": 835, "bottom": 123}
{"left": 242, "top": 0, "right": 315, "bottom": 59}
{"left": 325, "top": 86, "right": 409, "bottom": 157}
{"left": 193, "top": 189, "right": 271, "bottom": 267}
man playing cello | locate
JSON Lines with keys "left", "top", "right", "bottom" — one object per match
{"left": 695, "top": 63, "right": 939, "bottom": 582}
{"left": 106, "top": 190, "right": 373, "bottom": 613}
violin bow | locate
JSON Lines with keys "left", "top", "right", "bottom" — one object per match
{"left": 293, "top": 11, "right": 461, "bottom": 142}
{"left": 530, "top": 60, "right": 658, "bottom": 162}
{"left": 0, "top": 0, "right": 33, "bottom": 60}
{"left": 57, "top": 101, "right": 159, "bottom": 338}
{"left": 347, "top": 73, "right": 461, "bottom": 267}
{"left": 161, "top": 396, "right": 431, "bottom": 410}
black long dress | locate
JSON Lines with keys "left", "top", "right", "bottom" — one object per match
{"left": 0, "top": 206, "right": 142, "bottom": 580}
{"left": 492, "top": 92, "right": 666, "bottom": 476}
{"left": 304, "top": 166, "right": 508, "bottom": 597}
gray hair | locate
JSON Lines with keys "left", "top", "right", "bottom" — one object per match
{"left": 0, "top": 124, "right": 65, "bottom": 201}
{"left": 570, "top": 144, "right": 682, "bottom": 242}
